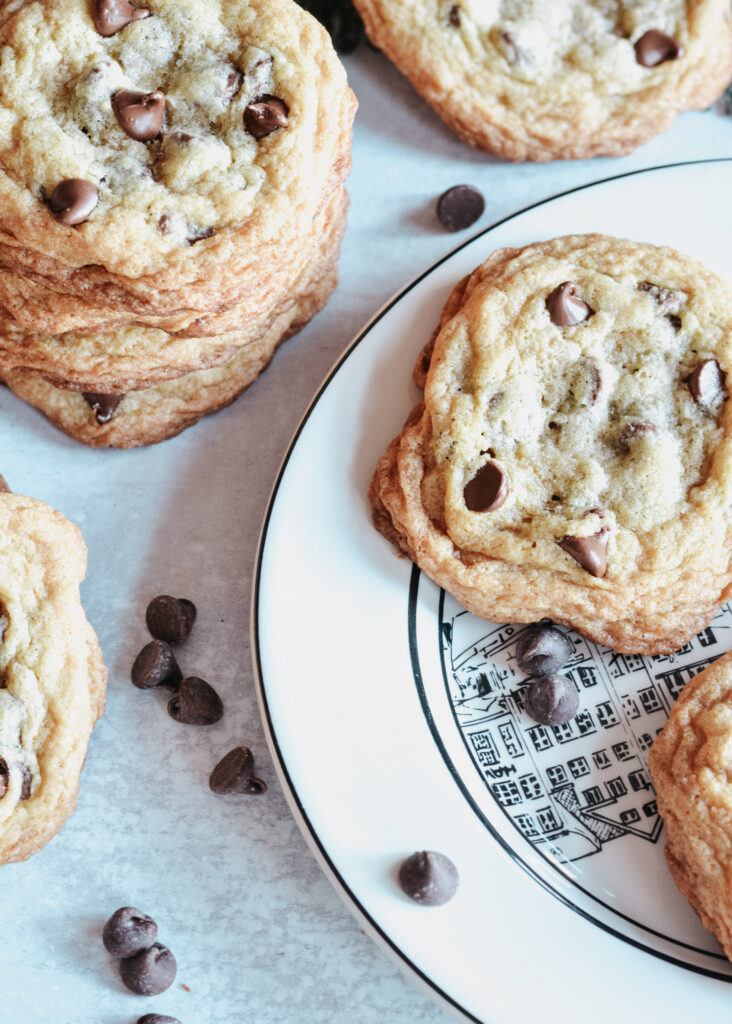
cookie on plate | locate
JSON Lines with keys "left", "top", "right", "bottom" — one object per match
{"left": 369, "top": 234, "right": 732, "bottom": 655}
{"left": 0, "top": 487, "right": 106, "bottom": 863}
{"left": 649, "top": 650, "right": 732, "bottom": 960}
{"left": 351, "top": 0, "right": 732, "bottom": 160}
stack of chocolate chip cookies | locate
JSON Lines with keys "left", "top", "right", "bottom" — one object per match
{"left": 0, "top": 0, "right": 356, "bottom": 447}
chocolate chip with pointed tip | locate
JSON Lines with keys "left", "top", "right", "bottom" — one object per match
{"left": 686, "top": 359, "right": 727, "bottom": 411}
{"left": 119, "top": 942, "right": 176, "bottom": 996}
{"left": 209, "top": 746, "right": 266, "bottom": 795}
{"left": 436, "top": 184, "right": 485, "bottom": 232}
{"left": 103, "top": 907, "right": 158, "bottom": 959}
{"left": 131, "top": 640, "right": 182, "bottom": 690}
{"left": 634, "top": 29, "right": 679, "bottom": 67}
{"left": 525, "top": 674, "right": 579, "bottom": 726}
{"left": 243, "top": 95, "right": 289, "bottom": 139}
{"left": 463, "top": 459, "right": 509, "bottom": 513}
{"left": 398, "top": 851, "right": 459, "bottom": 906}
{"left": 448, "top": 4, "right": 460, "bottom": 26}
{"left": 516, "top": 624, "right": 572, "bottom": 676}
{"left": 146, "top": 596, "right": 196, "bottom": 645}
{"left": 546, "top": 282, "right": 593, "bottom": 326}
{"left": 82, "top": 392, "right": 123, "bottom": 424}
{"left": 49, "top": 179, "right": 98, "bottom": 225}
{"left": 168, "top": 676, "right": 223, "bottom": 725}
{"left": 558, "top": 528, "right": 609, "bottom": 578}
{"left": 94, "top": 0, "right": 150, "bottom": 36}
{"left": 112, "top": 89, "right": 165, "bottom": 142}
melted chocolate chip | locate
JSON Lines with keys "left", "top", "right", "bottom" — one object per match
{"left": 463, "top": 460, "right": 509, "bottom": 513}
{"left": 112, "top": 89, "right": 165, "bottom": 142}
{"left": 94, "top": 0, "right": 150, "bottom": 36}
{"left": 18, "top": 763, "right": 31, "bottom": 800}
{"left": 619, "top": 421, "right": 658, "bottom": 447}
{"left": 398, "top": 851, "right": 459, "bottom": 906}
{"left": 224, "top": 67, "right": 242, "bottom": 101}
{"left": 146, "top": 596, "right": 196, "bottom": 645}
{"left": 103, "top": 907, "right": 158, "bottom": 959}
{"left": 515, "top": 624, "right": 572, "bottom": 676}
{"left": 82, "top": 392, "right": 123, "bottom": 424}
{"left": 637, "top": 281, "right": 685, "bottom": 315}
{"left": 186, "top": 225, "right": 215, "bottom": 245}
{"left": 436, "top": 185, "right": 485, "bottom": 232}
{"left": 558, "top": 528, "right": 609, "bottom": 578}
{"left": 634, "top": 29, "right": 679, "bottom": 67}
{"left": 131, "top": 640, "right": 182, "bottom": 690}
{"left": 49, "top": 179, "right": 98, "bottom": 226}
{"left": 448, "top": 4, "right": 460, "bottom": 27}
{"left": 168, "top": 676, "right": 223, "bottom": 725}
{"left": 686, "top": 359, "right": 727, "bottom": 411}
{"left": 525, "top": 674, "right": 579, "bottom": 726}
{"left": 0, "top": 758, "right": 8, "bottom": 800}
{"left": 119, "top": 943, "right": 177, "bottom": 996}
{"left": 209, "top": 746, "right": 266, "bottom": 795}
{"left": 546, "top": 282, "right": 593, "bottom": 327}
{"left": 500, "top": 30, "right": 531, "bottom": 66}
{"left": 243, "top": 96, "right": 289, "bottom": 139}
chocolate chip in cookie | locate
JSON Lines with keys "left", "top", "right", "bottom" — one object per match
{"left": 634, "top": 30, "right": 680, "bottom": 68}
{"left": 558, "top": 528, "right": 609, "bottom": 578}
{"left": 93, "top": 0, "right": 150, "bottom": 36}
{"left": 463, "top": 459, "right": 509, "bottom": 513}
{"left": 49, "top": 179, "right": 98, "bottom": 225}
{"left": 82, "top": 392, "right": 123, "bottom": 424}
{"left": 243, "top": 96, "right": 289, "bottom": 139}
{"left": 686, "top": 359, "right": 727, "bottom": 412}
{"left": 546, "top": 282, "right": 593, "bottom": 326}
{"left": 112, "top": 89, "right": 166, "bottom": 142}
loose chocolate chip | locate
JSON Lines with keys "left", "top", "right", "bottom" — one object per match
{"left": 82, "top": 392, "right": 124, "bottom": 424}
{"left": 146, "top": 596, "right": 196, "bottom": 645}
{"left": 398, "top": 851, "right": 459, "bottom": 906}
{"left": 619, "top": 421, "right": 658, "bottom": 447}
{"left": 49, "top": 179, "right": 99, "bottom": 226}
{"left": 634, "top": 29, "right": 679, "bottom": 67}
{"left": 637, "top": 281, "right": 685, "bottom": 315}
{"left": 546, "top": 282, "right": 593, "bottom": 327}
{"left": 103, "top": 907, "right": 158, "bottom": 959}
{"left": 209, "top": 746, "right": 266, "bottom": 795}
{"left": 243, "top": 96, "right": 289, "bottom": 139}
{"left": 119, "top": 943, "right": 177, "bottom": 996}
{"left": 0, "top": 758, "right": 8, "bottom": 800}
{"left": 463, "top": 459, "right": 509, "bottom": 513}
{"left": 515, "top": 624, "right": 572, "bottom": 676}
{"left": 436, "top": 184, "right": 485, "bottom": 232}
{"left": 131, "top": 640, "right": 182, "bottom": 690}
{"left": 168, "top": 677, "right": 223, "bottom": 726}
{"left": 686, "top": 359, "right": 727, "bottom": 411}
{"left": 558, "top": 529, "right": 609, "bottom": 578}
{"left": 448, "top": 4, "right": 460, "bottom": 27}
{"left": 0, "top": 474, "right": 10, "bottom": 493}
{"left": 137, "top": 1016, "right": 182, "bottom": 1024}
{"left": 94, "top": 0, "right": 150, "bottom": 35}
{"left": 18, "top": 763, "right": 31, "bottom": 800}
{"left": 525, "top": 674, "right": 579, "bottom": 726}
{"left": 113, "top": 89, "right": 165, "bottom": 142}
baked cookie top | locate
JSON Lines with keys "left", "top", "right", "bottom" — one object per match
{"left": 352, "top": 0, "right": 732, "bottom": 159}
{"left": 0, "top": 0, "right": 353, "bottom": 279}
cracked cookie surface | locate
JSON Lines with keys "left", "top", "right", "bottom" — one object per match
{"left": 369, "top": 234, "right": 732, "bottom": 654}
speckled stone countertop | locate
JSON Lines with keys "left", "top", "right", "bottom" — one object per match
{"left": 2, "top": 39, "right": 732, "bottom": 1024}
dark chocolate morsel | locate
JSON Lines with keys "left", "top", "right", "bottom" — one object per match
{"left": 49, "top": 179, "right": 98, "bottom": 225}
{"left": 94, "top": 0, "right": 150, "bottom": 36}
{"left": 546, "top": 282, "right": 593, "bottom": 327}
{"left": 515, "top": 624, "right": 572, "bottom": 676}
{"left": 619, "top": 421, "right": 658, "bottom": 447}
{"left": 0, "top": 758, "right": 8, "bottom": 800}
{"left": 398, "top": 850, "right": 459, "bottom": 906}
{"left": 82, "top": 392, "right": 124, "bottom": 424}
{"left": 112, "top": 89, "right": 165, "bottom": 142}
{"left": 146, "top": 596, "right": 196, "bottom": 645}
{"left": 209, "top": 746, "right": 267, "bottom": 795}
{"left": 18, "top": 763, "right": 31, "bottom": 800}
{"left": 131, "top": 640, "right": 182, "bottom": 690}
{"left": 463, "top": 459, "right": 509, "bottom": 513}
{"left": 634, "top": 29, "right": 679, "bottom": 67}
{"left": 686, "top": 359, "right": 727, "bottom": 411}
{"left": 558, "top": 528, "right": 609, "bottom": 578}
{"left": 168, "top": 676, "right": 223, "bottom": 725}
{"left": 243, "top": 95, "right": 289, "bottom": 139}
{"left": 119, "top": 942, "right": 177, "bottom": 996}
{"left": 525, "top": 674, "right": 579, "bottom": 726}
{"left": 102, "top": 907, "right": 158, "bottom": 959}
{"left": 637, "top": 280, "right": 684, "bottom": 315}
{"left": 137, "top": 1015, "right": 183, "bottom": 1024}
{"left": 436, "top": 184, "right": 485, "bottom": 232}
{"left": 448, "top": 4, "right": 460, "bottom": 26}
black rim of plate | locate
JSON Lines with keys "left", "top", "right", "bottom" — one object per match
{"left": 252, "top": 159, "right": 732, "bottom": 1023}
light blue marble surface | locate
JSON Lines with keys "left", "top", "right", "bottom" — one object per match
{"left": 2, "top": 39, "right": 732, "bottom": 1024}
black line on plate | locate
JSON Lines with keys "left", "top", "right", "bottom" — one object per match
{"left": 252, "top": 158, "right": 732, "bottom": 1021}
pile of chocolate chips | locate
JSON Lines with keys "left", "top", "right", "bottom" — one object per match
{"left": 103, "top": 907, "right": 177, "bottom": 998}
{"left": 516, "top": 623, "right": 578, "bottom": 726}
{"left": 295, "top": 0, "right": 364, "bottom": 53}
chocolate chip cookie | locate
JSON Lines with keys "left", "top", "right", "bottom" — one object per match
{"left": 369, "top": 234, "right": 732, "bottom": 655}
{"left": 0, "top": 489, "right": 106, "bottom": 863}
{"left": 649, "top": 650, "right": 732, "bottom": 960}
{"left": 352, "top": 0, "right": 732, "bottom": 160}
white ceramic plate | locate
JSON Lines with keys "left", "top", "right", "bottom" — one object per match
{"left": 253, "top": 160, "right": 732, "bottom": 1023}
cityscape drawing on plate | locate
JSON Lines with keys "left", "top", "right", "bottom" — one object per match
{"left": 437, "top": 594, "right": 732, "bottom": 864}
